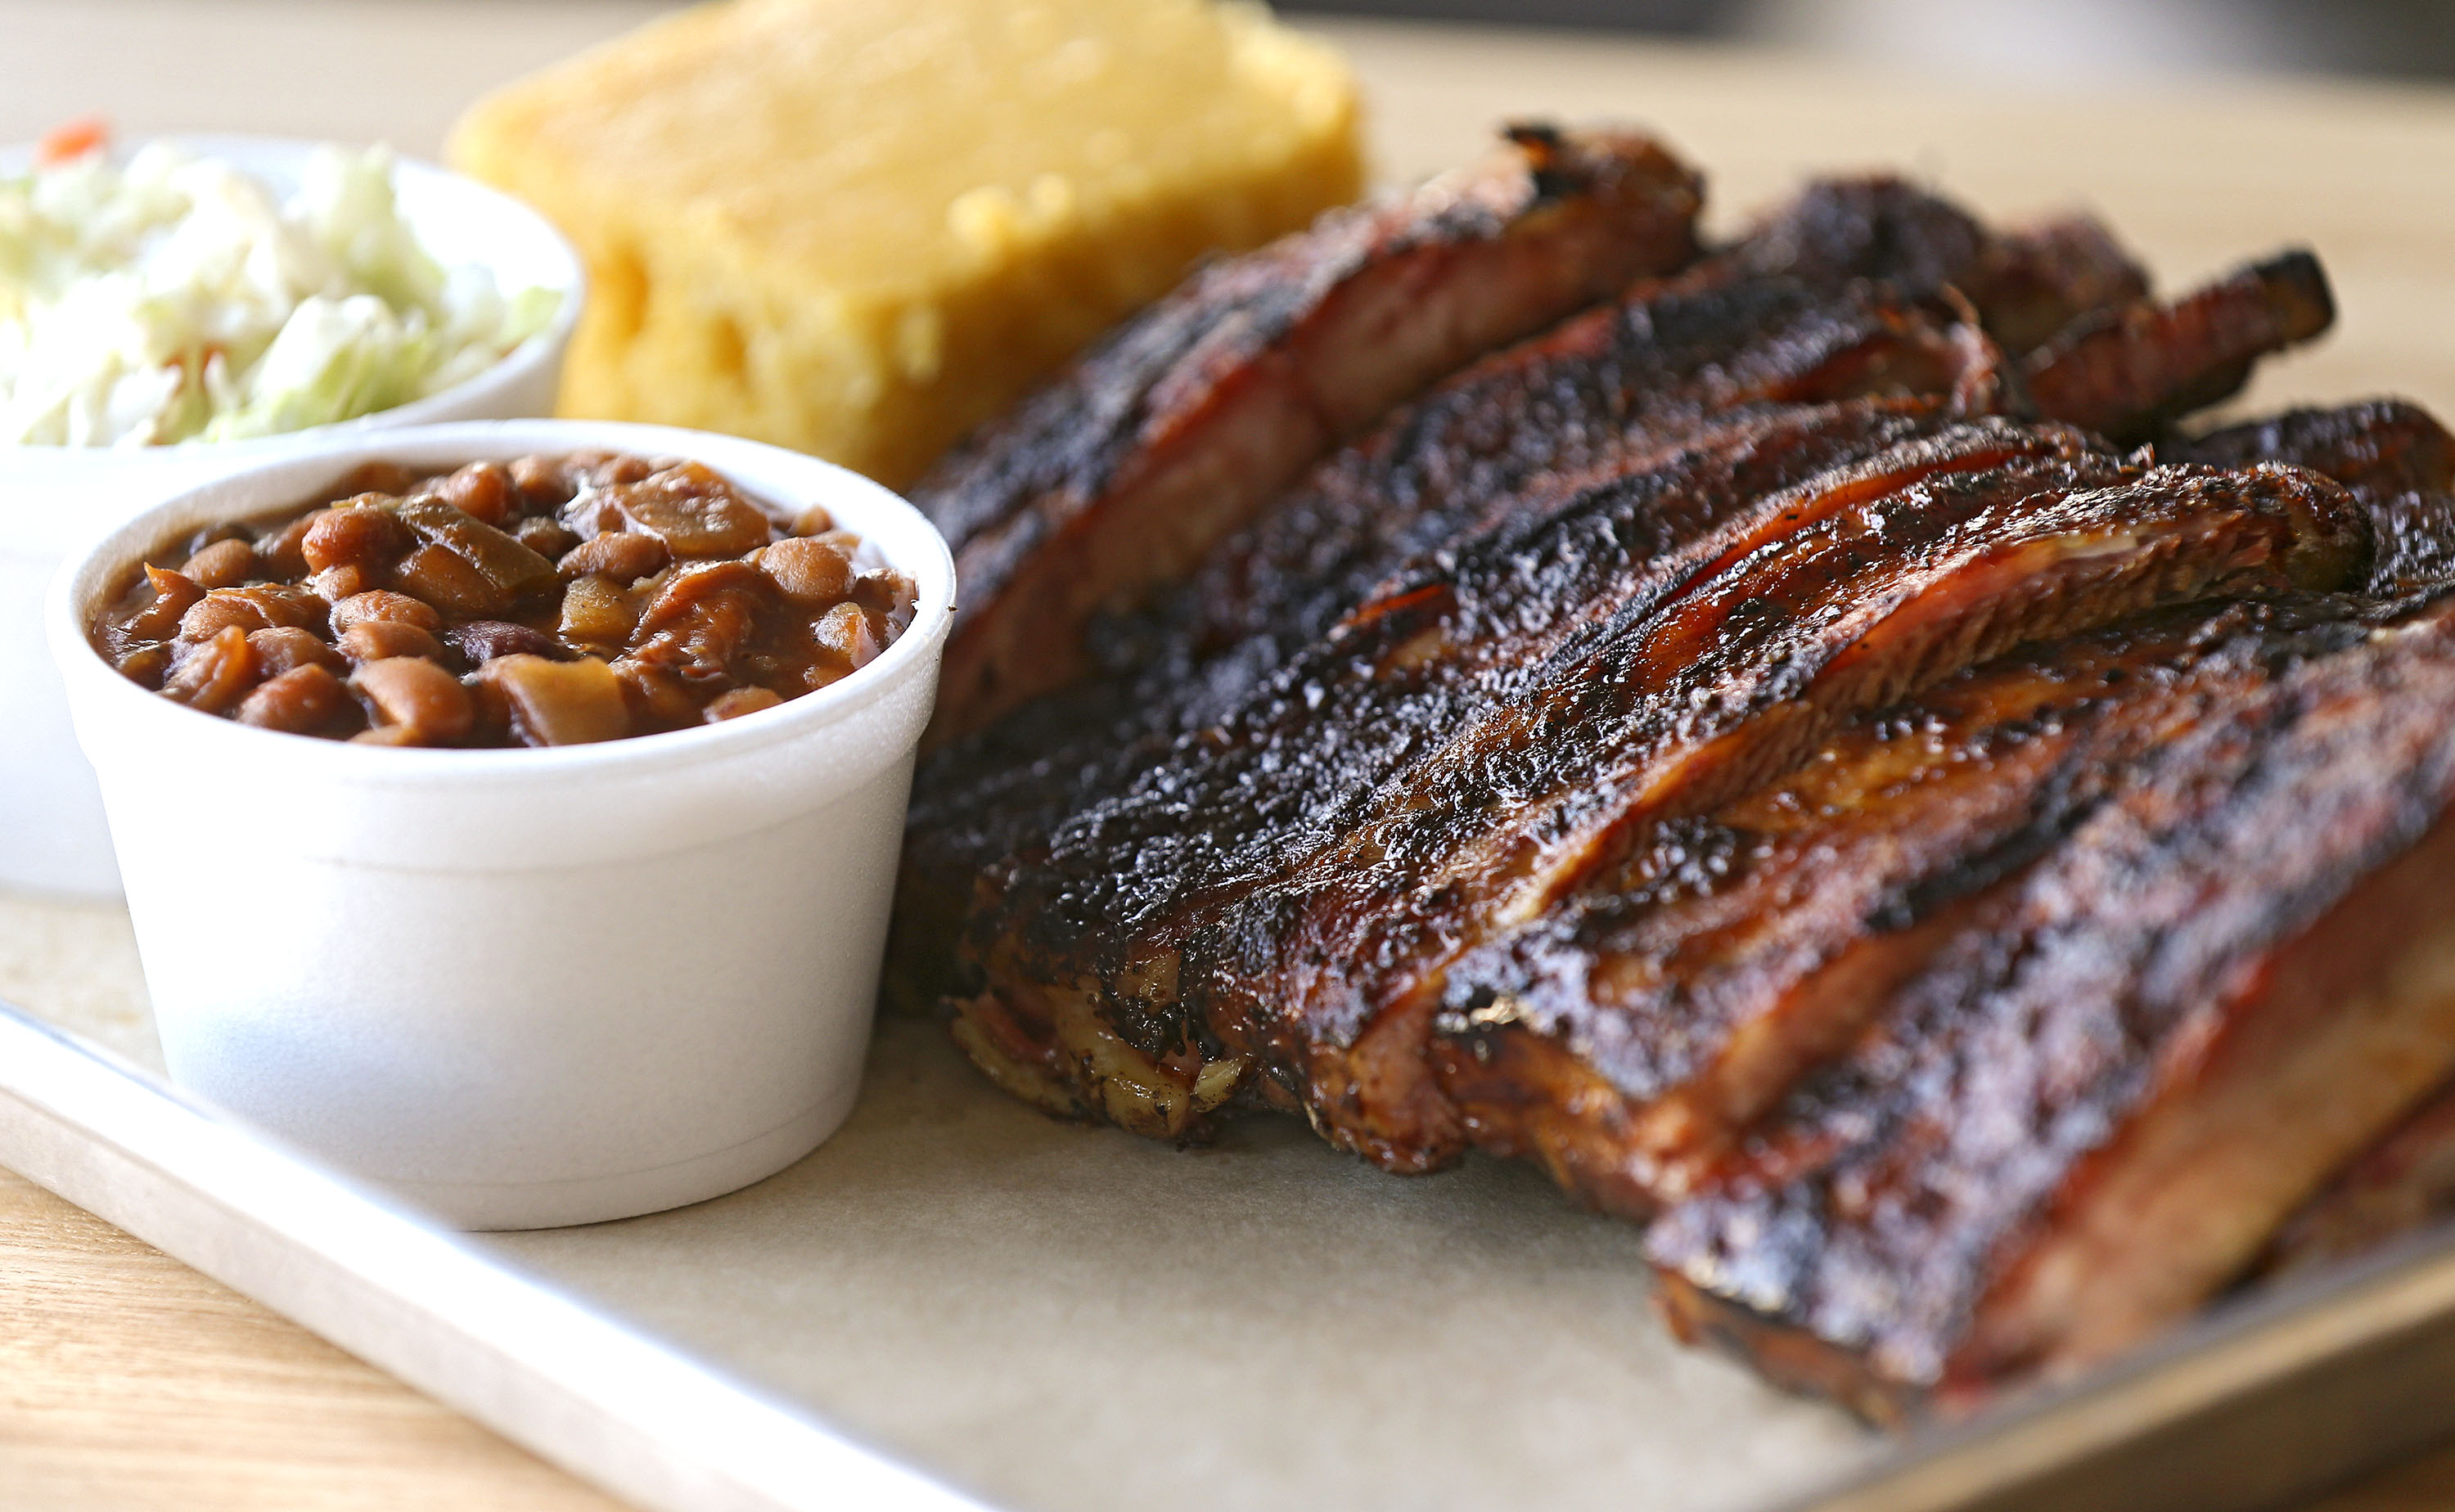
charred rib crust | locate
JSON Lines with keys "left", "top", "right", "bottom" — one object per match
{"left": 1646, "top": 595, "right": 2455, "bottom": 1411}
{"left": 905, "top": 282, "right": 1995, "bottom": 944}
{"left": 965, "top": 421, "right": 2369, "bottom": 1178}
{"left": 952, "top": 404, "right": 2010, "bottom": 1105}
{"left": 1431, "top": 608, "right": 2300, "bottom": 1216}
{"left": 1215, "top": 457, "right": 2369, "bottom": 1168}
{"left": 1962, "top": 214, "right": 2153, "bottom": 357}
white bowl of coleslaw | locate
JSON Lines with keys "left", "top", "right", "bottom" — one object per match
{"left": 0, "top": 132, "right": 584, "bottom": 897}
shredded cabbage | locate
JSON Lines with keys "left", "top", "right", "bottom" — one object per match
{"left": 0, "top": 142, "right": 560, "bottom": 448}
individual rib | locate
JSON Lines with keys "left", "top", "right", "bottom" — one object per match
{"left": 2172, "top": 399, "right": 2455, "bottom": 592}
{"left": 914, "top": 124, "right": 1705, "bottom": 742}
{"left": 2024, "top": 250, "right": 2336, "bottom": 441}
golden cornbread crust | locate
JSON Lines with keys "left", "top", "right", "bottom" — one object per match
{"left": 449, "top": 0, "right": 1363, "bottom": 487}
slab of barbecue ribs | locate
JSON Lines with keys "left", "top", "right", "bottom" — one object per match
{"left": 899, "top": 124, "right": 2455, "bottom": 1423}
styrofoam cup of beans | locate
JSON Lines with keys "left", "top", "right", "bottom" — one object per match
{"left": 45, "top": 420, "right": 953, "bottom": 1230}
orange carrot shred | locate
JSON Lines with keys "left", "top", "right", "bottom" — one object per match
{"left": 34, "top": 116, "right": 110, "bottom": 168}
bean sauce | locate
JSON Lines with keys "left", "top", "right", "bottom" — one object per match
{"left": 90, "top": 453, "right": 918, "bottom": 748}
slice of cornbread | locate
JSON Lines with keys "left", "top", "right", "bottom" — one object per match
{"left": 449, "top": 0, "right": 1363, "bottom": 488}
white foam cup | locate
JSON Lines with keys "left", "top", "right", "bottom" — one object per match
{"left": 46, "top": 421, "right": 953, "bottom": 1229}
{"left": 2, "top": 136, "right": 584, "bottom": 898}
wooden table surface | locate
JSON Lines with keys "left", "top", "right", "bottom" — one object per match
{"left": 7, "top": 3, "right": 2455, "bottom": 1508}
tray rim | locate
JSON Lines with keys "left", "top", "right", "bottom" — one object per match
{"left": 0, "top": 998, "right": 991, "bottom": 1512}
{"left": 8, "top": 992, "right": 2455, "bottom": 1512}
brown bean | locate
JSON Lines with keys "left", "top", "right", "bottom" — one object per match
{"left": 611, "top": 658, "right": 699, "bottom": 729}
{"left": 514, "top": 515, "right": 579, "bottom": 560}
{"left": 393, "top": 543, "right": 511, "bottom": 616}
{"left": 117, "top": 645, "right": 171, "bottom": 687}
{"left": 180, "top": 522, "right": 250, "bottom": 558}
{"left": 162, "top": 625, "right": 259, "bottom": 713}
{"left": 449, "top": 620, "right": 562, "bottom": 664}
{"left": 853, "top": 567, "right": 920, "bottom": 631}
{"left": 789, "top": 504, "right": 834, "bottom": 538}
{"left": 178, "top": 584, "right": 322, "bottom": 642}
{"left": 637, "top": 560, "right": 767, "bottom": 636}
{"left": 462, "top": 673, "right": 513, "bottom": 745}
{"left": 247, "top": 626, "right": 345, "bottom": 677}
{"left": 114, "top": 565, "right": 204, "bottom": 644}
{"left": 236, "top": 664, "right": 353, "bottom": 735}
{"left": 301, "top": 505, "right": 411, "bottom": 573}
{"left": 181, "top": 536, "right": 256, "bottom": 588}
{"left": 813, "top": 601, "right": 885, "bottom": 673}
{"left": 852, "top": 566, "right": 916, "bottom": 612}
{"left": 613, "top": 463, "right": 773, "bottom": 557}
{"left": 329, "top": 589, "right": 443, "bottom": 636}
{"left": 338, "top": 619, "right": 446, "bottom": 664}
{"left": 558, "top": 531, "right": 669, "bottom": 584}
{"left": 177, "top": 592, "right": 268, "bottom": 642}
{"left": 349, "top": 723, "right": 421, "bottom": 747}
{"left": 309, "top": 564, "right": 370, "bottom": 603}
{"left": 579, "top": 452, "right": 653, "bottom": 488}
{"left": 440, "top": 461, "right": 514, "bottom": 525}
{"left": 558, "top": 574, "right": 637, "bottom": 646}
{"left": 481, "top": 654, "right": 629, "bottom": 746}
{"left": 353, "top": 656, "right": 473, "bottom": 743}
{"left": 644, "top": 607, "right": 757, "bottom": 681}
{"left": 557, "top": 490, "right": 627, "bottom": 541}
{"left": 759, "top": 535, "right": 854, "bottom": 605}
{"left": 704, "top": 686, "right": 783, "bottom": 722}
{"left": 508, "top": 454, "right": 578, "bottom": 507}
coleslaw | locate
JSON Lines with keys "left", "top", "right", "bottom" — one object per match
{"left": 0, "top": 137, "right": 561, "bottom": 448}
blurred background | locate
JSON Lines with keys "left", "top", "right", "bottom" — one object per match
{"left": 1275, "top": 0, "right": 2455, "bottom": 80}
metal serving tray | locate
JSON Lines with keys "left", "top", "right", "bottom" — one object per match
{"left": 7, "top": 983, "right": 2455, "bottom": 1512}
